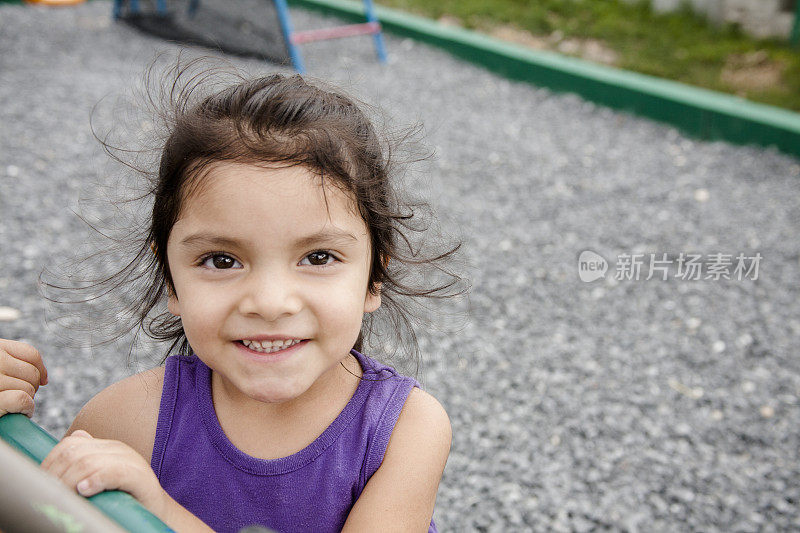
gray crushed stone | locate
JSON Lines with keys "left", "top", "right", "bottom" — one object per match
{"left": 1, "top": 1, "right": 800, "bottom": 531}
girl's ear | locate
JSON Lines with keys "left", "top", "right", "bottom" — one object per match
{"left": 167, "top": 288, "right": 181, "bottom": 317}
{"left": 364, "top": 283, "right": 381, "bottom": 313}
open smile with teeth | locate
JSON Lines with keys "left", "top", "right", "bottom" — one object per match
{"left": 241, "top": 339, "right": 303, "bottom": 354}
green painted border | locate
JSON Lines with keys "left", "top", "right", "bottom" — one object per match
{"left": 288, "top": 0, "right": 800, "bottom": 159}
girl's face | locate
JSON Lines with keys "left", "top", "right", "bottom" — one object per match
{"left": 165, "top": 162, "right": 380, "bottom": 406}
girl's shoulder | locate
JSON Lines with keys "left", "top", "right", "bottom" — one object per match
{"left": 66, "top": 366, "right": 165, "bottom": 464}
{"left": 341, "top": 386, "right": 451, "bottom": 531}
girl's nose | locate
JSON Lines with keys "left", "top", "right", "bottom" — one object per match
{"left": 237, "top": 269, "right": 303, "bottom": 321}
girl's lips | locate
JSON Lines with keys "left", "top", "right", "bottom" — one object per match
{"left": 235, "top": 339, "right": 308, "bottom": 362}
{"left": 239, "top": 335, "right": 304, "bottom": 342}
{"left": 240, "top": 338, "right": 304, "bottom": 352}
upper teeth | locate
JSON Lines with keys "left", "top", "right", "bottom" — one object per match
{"left": 242, "top": 339, "right": 301, "bottom": 353}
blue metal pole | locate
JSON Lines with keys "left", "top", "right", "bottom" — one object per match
{"left": 273, "top": 0, "right": 306, "bottom": 73}
{"left": 362, "top": 0, "right": 387, "bottom": 63}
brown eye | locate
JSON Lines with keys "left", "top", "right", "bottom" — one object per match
{"left": 213, "top": 256, "right": 234, "bottom": 269}
{"left": 303, "top": 251, "right": 335, "bottom": 266}
{"left": 201, "top": 254, "right": 241, "bottom": 269}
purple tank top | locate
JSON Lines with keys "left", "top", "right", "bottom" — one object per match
{"left": 150, "top": 349, "right": 439, "bottom": 533}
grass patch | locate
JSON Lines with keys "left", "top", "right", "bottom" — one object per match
{"left": 377, "top": 0, "right": 800, "bottom": 112}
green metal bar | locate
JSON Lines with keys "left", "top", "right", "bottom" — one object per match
{"left": 0, "top": 414, "right": 174, "bottom": 533}
{"left": 791, "top": 0, "right": 800, "bottom": 46}
{"left": 288, "top": 0, "right": 800, "bottom": 159}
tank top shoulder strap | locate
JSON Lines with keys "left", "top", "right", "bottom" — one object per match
{"left": 150, "top": 354, "right": 199, "bottom": 477}
{"left": 352, "top": 351, "right": 438, "bottom": 532}
{"left": 351, "top": 350, "right": 422, "bottom": 488}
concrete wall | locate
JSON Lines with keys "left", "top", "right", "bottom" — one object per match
{"left": 632, "top": 0, "right": 796, "bottom": 39}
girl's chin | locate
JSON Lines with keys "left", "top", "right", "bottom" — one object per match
{"left": 240, "top": 380, "right": 308, "bottom": 404}
{"left": 211, "top": 369, "right": 301, "bottom": 405}
{"left": 248, "top": 391, "right": 298, "bottom": 404}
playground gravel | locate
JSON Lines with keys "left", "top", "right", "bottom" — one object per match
{"left": 2, "top": 1, "right": 800, "bottom": 531}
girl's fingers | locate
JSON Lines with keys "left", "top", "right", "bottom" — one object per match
{"left": 0, "top": 342, "right": 46, "bottom": 389}
{"left": 72, "top": 457, "right": 132, "bottom": 498}
{"left": 77, "top": 475, "right": 104, "bottom": 498}
{"left": 0, "top": 339, "right": 47, "bottom": 388}
{"left": 0, "top": 388, "right": 34, "bottom": 417}
{"left": 41, "top": 441, "right": 76, "bottom": 477}
{"left": 0, "top": 374, "right": 37, "bottom": 400}
{"left": 59, "top": 453, "right": 116, "bottom": 496}
{"left": 44, "top": 440, "right": 140, "bottom": 498}
{"left": 0, "top": 351, "right": 41, "bottom": 390}
{"left": 41, "top": 432, "right": 95, "bottom": 472}
{"left": 0, "top": 340, "right": 47, "bottom": 417}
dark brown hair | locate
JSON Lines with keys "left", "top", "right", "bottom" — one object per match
{"left": 52, "top": 59, "right": 466, "bottom": 374}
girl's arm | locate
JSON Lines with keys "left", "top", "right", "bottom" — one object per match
{"left": 41, "top": 429, "right": 215, "bottom": 533}
{"left": 342, "top": 387, "right": 452, "bottom": 532}
{"left": 47, "top": 367, "right": 215, "bottom": 533}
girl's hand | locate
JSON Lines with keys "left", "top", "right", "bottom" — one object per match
{"left": 41, "top": 430, "right": 170, "bottom": 518}
{"left": 0, "top": 338, "right": 48, "bottom": 417}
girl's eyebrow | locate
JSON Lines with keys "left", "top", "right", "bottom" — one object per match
{"left": 294, "top": 230, "right": 359, "bottom": 248}
{"left": 179, "top": 234, "right": 242, "bottom": 249}
{"left": 178, "top": 230, "right": 358, "bottom": 249}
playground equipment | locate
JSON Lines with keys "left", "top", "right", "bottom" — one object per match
{"left": 272, "top": 0, "right": 386, "bottom": 73}
{"left": 112, "top": 0, "right": 387, "bottom": 73}
{"left": 0, "top": 414, "right": 173, "bottom": 533}
{"left": 25, "top": 0, "right": 87, "bottom": 5}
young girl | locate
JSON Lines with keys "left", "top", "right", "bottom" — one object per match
{"left": 0, "top": 67, "right": 462, "bottom": 532}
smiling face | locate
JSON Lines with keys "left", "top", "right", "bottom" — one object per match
{"left": 165, "top": 162, "right": 380, "bottom": 406}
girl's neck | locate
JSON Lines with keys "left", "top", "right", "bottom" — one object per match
{"left": 208, "top": 353, "right": 363, "bottom": 459}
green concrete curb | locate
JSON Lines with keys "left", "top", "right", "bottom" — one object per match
{"left": 288, "top": 0, "right": 800, "bottom": 159}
